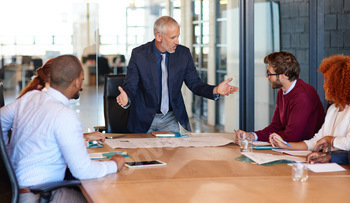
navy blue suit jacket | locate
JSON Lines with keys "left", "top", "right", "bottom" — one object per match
{"left": 331, "top": 151, "right": 350, "bottom": 165}
{"left": 123, "top": 40, "right": 216, "bottom": 133}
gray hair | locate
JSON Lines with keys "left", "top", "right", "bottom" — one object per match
{"left": 153, "top": 16, "right": 179, "bottom": 36}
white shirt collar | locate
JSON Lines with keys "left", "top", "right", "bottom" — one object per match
{"left": 46, "top": 87, "right": 70, "bottom": 106}
{"left": 283, "top": 80, "right": 297, "bottom": 95}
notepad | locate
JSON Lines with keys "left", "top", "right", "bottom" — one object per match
{"left": 253, "top": 141, "right": 270, "bottom": 146}
{"left": 273, "top": 149, "right": 312, "bottom": 157}
{"left": 304, "top": 163, "right": 346, "bottom": 173}
{"left": 152, "top": 131, "right": 176, "bottom": 137}
{"left": 152, "top": 131, "right": 189, "bottom": 138}
{"left": 253, "top": 145, "right": 280, "bottom": 150}
{"left": 86, "top": 141, "right": 103, "bottom": 148}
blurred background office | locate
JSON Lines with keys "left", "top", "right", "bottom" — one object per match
{"left": 0, "top": 0, "right": 349, "bottom": 133}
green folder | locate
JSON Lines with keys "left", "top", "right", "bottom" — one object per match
{"left": 235, "top": 155, "right": 294, "bottom": 166}
{"left": 253, "top": 145, "right": 280, "bottom": 150}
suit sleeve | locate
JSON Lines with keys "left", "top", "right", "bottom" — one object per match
{"left": 122, "top": 49, "right": 140, "bottom": 102}
{"left": 331, "top": 151, "right": 350, "bottom": 165}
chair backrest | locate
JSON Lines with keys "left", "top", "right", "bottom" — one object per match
{"left": 0, "top": 82, "right": 4, "bottom": 107}
{"left": 32, "top": 58, "right": 43, "bottom": 72}
{"left": 104, "top": 75, "right": 130, "bottom": 133}
{"left": 0, "top": 122, "right": 19, "bottom": 203}
{"left": 98, "top": 56, "right": 111, "bottom": 75}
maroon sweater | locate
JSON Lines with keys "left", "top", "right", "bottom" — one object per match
{"left": 255, "top": 79, "right": 325, "bottom": 142}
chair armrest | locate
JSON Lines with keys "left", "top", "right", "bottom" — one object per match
{"left": 29, "top": 180, "right": 81, "bottom": 194}
{"left": 94, "top": 126, "right": 106, "bottom": 133}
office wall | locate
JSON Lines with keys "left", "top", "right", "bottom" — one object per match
{"left": 324, "top": 0, "right": 350, "bottom": 57}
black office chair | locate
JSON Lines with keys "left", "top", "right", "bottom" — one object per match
{"left": 95, "top": 74, "right": 130, "bottom": 133}
{"left": 113, "top": 55, "right": 126, "bottom": 74}
{"left": 0, "top": 122, "right": 81, "bottom": 203}
{"left": 0, "top": 81, "right": 4, "bottom": 107}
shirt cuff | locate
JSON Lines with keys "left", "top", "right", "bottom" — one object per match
{"left": 122, "top": 98, "right": 131, "bottom": 109}
{"left": 106, "top": 160, "right": 118, "bottom": 173}
{"left": 252, "top": 132, "right": 258, "bottom": 141}
{"left": 213, "top": 94, "right": 220, "bottom": 101}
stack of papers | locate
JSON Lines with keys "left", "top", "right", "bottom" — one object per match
{"left": 251, "top": 141, "right": 280, "bottom": 150}
{"left": 272, "top": 149, "right": 312, "bottom": 157}
{"left": 252, "top": 141, "right": 270, "bottom": 146}
{"left": 152, "top": 131, "right": 189, "bottom": 138}
{"left": 152, "top": 131, "right": 176, "bottom": 137}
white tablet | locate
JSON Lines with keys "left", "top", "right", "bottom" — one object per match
{"left": 125, "top": 160, "right": 166, "bottom": 168}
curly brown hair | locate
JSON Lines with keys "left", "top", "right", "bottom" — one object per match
{"left": 264, "top": 51, "right": 300, "bottom": 81}
{"left": 318, "top": 54, "right": 350, "bottom": 110}
{"left": 17, "top": 58, "right": 55, "bottom": 99}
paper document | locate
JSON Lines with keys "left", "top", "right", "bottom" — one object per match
{"left": 152, "top": 131, "right": 176, "bottom": 137}
{"left": 253, "top": 141, "right": 270, "bottom": 146}
{"left": 241, "top": 152, "right": 306, "bottom": 165}
{"left": 304, "top": 163, "right": 346, "bottom": 173}
{"left": 272, "top": 149, "right": 312, "bottom": 157}
{"left": 105, "top": 136, "right": 234, "bottom": 149}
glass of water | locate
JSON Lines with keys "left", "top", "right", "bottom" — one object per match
{"left": 292, "top": 163, "right": 308, "bottom": 182}
{"left": 239, "top": 133, "right": 253, "bottom": 153}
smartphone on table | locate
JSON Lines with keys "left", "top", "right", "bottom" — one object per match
{"left": 125, "top": 160, "right": 166, "bottom": 168}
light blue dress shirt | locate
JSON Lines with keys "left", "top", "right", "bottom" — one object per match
{"left": 0, "top": 88, "right": 117, "bottom": 187}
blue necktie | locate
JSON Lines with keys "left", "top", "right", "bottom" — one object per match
{"left": 160, "top": 53, "right": 169, "bottom": 115}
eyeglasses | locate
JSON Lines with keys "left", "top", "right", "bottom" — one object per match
{"left": 266, "top": 70, "right": 279, "bottom": 77}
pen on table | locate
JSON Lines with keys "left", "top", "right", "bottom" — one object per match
{"left": 274, "top": 135, "right": 292, "bottom": 147}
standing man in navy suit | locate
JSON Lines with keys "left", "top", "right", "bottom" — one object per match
{"left": 117, "top": 16, "right": 238, "bottom": 133}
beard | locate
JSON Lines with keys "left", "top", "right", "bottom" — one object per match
{"left": 72, "top": 88, "right": 83, "bottom": 100}
{"left": 271, "top": 78, "right": 283, "bottom": 89}
{"left": 161, "top": 41, "right": 176, "bottom": 54}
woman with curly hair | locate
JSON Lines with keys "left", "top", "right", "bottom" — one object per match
{"left": 269, "top": 54, "right": 350, "bottom": 153}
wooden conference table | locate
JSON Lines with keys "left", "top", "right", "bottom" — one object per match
{"left": 81, "top": 133, "right": 350, "bottom": 202}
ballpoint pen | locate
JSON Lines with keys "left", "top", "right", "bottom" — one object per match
{"left": 274, "top": 135, "right": 292, "bottom": 147}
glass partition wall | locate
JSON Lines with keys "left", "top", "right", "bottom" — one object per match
{"left": 217, "top": 0, "right": 240, "bottom": 132}
{"left": 0, "top": 0, "right": 169, "bottom": 132}
{"left": 1, "top": 0, "right": 349, "bottom": 133}
{"left": 0, "top": 0, "right": 104, "bottom": 132}
{"left": 253, "top": 0, "right": 310, "bottom": 130}
{"left": 191, "top": 0, "right": 210, "bottom": 121}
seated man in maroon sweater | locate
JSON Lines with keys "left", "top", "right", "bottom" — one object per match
{"left": 235, "top": 51, "right": 325, "bottom": 142}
